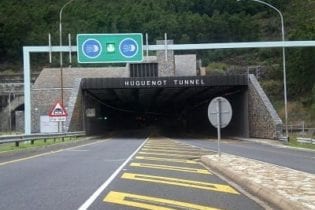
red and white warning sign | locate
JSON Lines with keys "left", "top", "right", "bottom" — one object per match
{"left": 48, "top": 102, "right": 68, "bottom": 122}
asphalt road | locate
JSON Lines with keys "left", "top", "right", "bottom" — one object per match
{"left": 0, "top": 135, "right": 145, "bottom": 210}
{"left": 0, "top": 134, "right": 265, "bottom": 210}
{"left": 175, "top": 138, "right": 315, "bottom": 174}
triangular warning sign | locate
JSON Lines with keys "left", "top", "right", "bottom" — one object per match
{"left": 48, "top": 102, "right": 68, "bottom": 117}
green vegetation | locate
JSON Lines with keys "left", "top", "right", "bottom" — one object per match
{"left": 0, "top": 0, "right": 314, "bottom": 125}
{"left": 206, "top": 62, "right": 228, "bottom": 75}
{"left": 0, "top": 137, "right": 80, "bottom": 153}
{"left": 288, "top": 136, "right": 315, "bottom": 150}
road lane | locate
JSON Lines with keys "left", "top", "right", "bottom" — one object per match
{"left": 176, "top": 138, "right": 315, "bottom": 174}
{"left": 0, "top": 136, "right": 146, "bottom": 210}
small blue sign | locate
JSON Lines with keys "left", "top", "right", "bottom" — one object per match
{"left": 119, "top": 38, "right": 138, "bottom": 58}
{"left": 82, "top": 39, "right": 102, "bottom": 58}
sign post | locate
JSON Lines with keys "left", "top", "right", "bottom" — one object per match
{"left": 77, "top": 33, "right": 143, "bottom": 63}
{"left": 208, "top": 97, "right": 232, "bottom": 157}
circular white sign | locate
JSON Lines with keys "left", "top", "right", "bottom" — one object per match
{"left": 208, "top": 97, "right": 232, "bottom": 128}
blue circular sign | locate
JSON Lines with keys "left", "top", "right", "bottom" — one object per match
{"left": 82, "top": 39, "right": 102, "bottom": 58}
{"left": 119, "top": 38, "right": 138, "bottom": 58}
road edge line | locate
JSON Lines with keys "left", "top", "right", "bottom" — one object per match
{"left": 78, "top": 137, "right": 149, "bottom": 210}
{"left": 0, "top": 140, "right": 107, "bottom": 167}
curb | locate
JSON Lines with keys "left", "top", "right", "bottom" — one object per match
{"left": 201, "top": 155, "right": 303, "bottom": 210}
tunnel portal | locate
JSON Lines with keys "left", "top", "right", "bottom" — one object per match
{"left": 81, "top": 75, "right": 249, "bottom": 137}
{"left": 29, "top": 40, "right": 283, "bottom": 139}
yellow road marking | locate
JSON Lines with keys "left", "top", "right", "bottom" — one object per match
{"left": 143, "top": 147, "right": 196, "bottom": 151}
{"left": 135, "top": 156, "right": 198, "bottom": 164}
{"left": 104, "top": 191, "right": 221, "bottom": 210}
{"left": 130, "top": 162, "right": 211, "bottom": 174}
{"left": 138, "top": 151, "right": 200, "bottom": 158}
{"left": 144, "top": 144, "right": 181, "bottom": 147}
{"left": 146, "top": 142, "right": 180, "bottom": 145}
{"left": 143, "top": 145, "right": 199, "bottom": 150}
{"left": 141, "top": 148, "right": 208, "bottom": 155}
{"left": 0, "top": 150, "right": 62, "bottom": 167}
{"left": 0, "top": 140, "right": 107, "bottom": 167}
{"left": 146, "top": 140, "right": 175, "bottom": 142}
{"left": 121, "top": 173, "right": 239, "bottom": 194}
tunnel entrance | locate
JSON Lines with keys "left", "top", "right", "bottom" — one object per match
{"left": 81, "top": 75, "right": 249, "bottom": 137}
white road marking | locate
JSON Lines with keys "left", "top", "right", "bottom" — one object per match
{"left": 78, "top": 137, "right": 149, "bottom": 210}
{"left": 66, "top": 149, "right": 89, "bottom": 152}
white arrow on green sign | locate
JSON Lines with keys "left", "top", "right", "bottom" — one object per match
{"left": 77, "top": 33, "right": 143, "bottom": 63}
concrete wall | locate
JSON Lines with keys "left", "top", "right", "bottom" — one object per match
{"left": 31, "top": 67, "right": 128, "bottom": 133}
{"left": 248, "top": 74, "right": 283, "bottom": 139}
{"left": 0, "top": 96, "right": 24, "bottom": 131}
{"left": 65, "top": 78, "right": 83, "bottom": 132}
{"left": 15, "top": 111, "right": 24, "bottom": 132}
{"left": 175, "top": 54, "right": 197, "bottom": 76}
{"left": 156, "top": 40, "right": 175, "bottom": 77}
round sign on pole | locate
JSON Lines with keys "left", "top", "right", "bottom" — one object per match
{"left": 82, "top": 39, "right": 102, "bottom": 59}
{"left": 208, "top": 97, "right": 232, "bottom": 128}
{"left": 119, "top": 38, "right": 138, "bottom": 58}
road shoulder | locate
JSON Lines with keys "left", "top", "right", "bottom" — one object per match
{"left": 0, "top": 136, "right": 104, "bottom": 164}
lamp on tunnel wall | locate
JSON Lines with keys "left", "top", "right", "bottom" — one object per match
{"left": 237, "top": 0, "right": 288, "bottom": 139}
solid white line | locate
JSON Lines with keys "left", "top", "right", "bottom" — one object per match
{"left": 66, "top": 149, "right": 89, "bottom": 152}
{"left": 78, "top": 137, "right": 149, "bottom": 210}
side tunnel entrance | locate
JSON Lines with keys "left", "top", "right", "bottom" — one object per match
{"left": 81, "top": 75, "right": 249, "bottom": 137}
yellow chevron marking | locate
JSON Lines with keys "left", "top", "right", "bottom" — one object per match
{"left": 138, "top": 151, "right": 200, "bottom": 158}
{"left": 130, "top": 162, "right": 210, "bottom": 174}
{"left": 141, "top": 148, "right": 208, "bottom": 155}
{"left": 104, "top": 191, "right": 221, "bottom": 210}
{"left": 145, "top": 144, "right": 181, "bottom": 147}
{"left": 121, "top": 173, "right": 239, "bottom": 194}
{"left": 135, "top": 156, "right": 198, "bottom": 164}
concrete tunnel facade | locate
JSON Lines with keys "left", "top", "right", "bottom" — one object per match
{"left": 30, "top": 42, "right": 283, "bottom": 139}
{"left": 81, "top": 75, "right": 249, "bottom": 137}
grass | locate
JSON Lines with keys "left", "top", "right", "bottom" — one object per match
{"left": 0, "top": 137, "right": 80, "bottom": 153}
{"left": 288, "top": 136, "right": 315, "bottom": 150}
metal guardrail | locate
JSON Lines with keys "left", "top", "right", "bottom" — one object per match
{"left": 0, "top": 131, "right": 86, "bottom": 147}
{"left": 279, "top": 136, "right": 289, "bottom": 142}
{"left": 297, "top": 137, "right": 315, "bottom": 145}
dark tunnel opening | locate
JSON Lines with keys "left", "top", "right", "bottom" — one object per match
{"left": 82, "top": 76, "right": 249, "bottom": 138}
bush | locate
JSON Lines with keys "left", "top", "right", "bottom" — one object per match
{"left": 206, "top": 62, "right": 227, "bottom": 75}
{"left": 261, "top": 80, "right": 283, "bottom": 100}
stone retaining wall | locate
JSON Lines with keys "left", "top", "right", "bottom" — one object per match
{"left": 248, "top": 74, "right": 283, "bottom": 139}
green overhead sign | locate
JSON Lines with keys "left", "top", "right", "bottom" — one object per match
{"left": 77, "top": 33, "right": 143, "bottom": 63}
